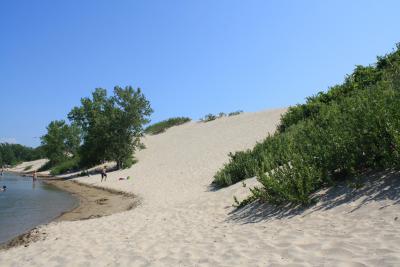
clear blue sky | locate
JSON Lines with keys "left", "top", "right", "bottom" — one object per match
{"left": 0, "top": 0, "right": 399, "bottom": 147}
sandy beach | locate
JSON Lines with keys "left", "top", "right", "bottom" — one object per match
{"left": 1, "top": 108, "right": 399, "bottom": 266}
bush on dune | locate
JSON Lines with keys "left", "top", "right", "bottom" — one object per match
{"left": 213, "top": 44, "right": 400, "bottom": 205}
{"left": 228, "top": 110, "right": 243, "bottom": 116}
{"left": 200, "top": 110, "right": 243, "bottom": 123}
{"left": 145, "top": 117, "right": 191, "bottom": 135}
{"left": 50, "top": 157, "right": 80, "bottom": 175}
{"left": 253, "top": 87, "right": 400, "bottom": 205}
{"left": 200, "top": 114, "right": 217, "bottom": 122}
{"left": 23, "top": 165, "right": 33, "bottom": 171}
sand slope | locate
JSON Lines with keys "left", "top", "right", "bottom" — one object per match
{"left": 1, "top": 108, "right": 400, "bottom": 266}
{"left": 7, "top": 159, "right": 48, "bottom": 173}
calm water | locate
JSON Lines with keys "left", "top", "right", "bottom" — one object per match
{"left": 0, "top": 172, "right": 78, "bottom": 244}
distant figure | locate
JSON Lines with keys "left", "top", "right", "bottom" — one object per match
{"left": 1, "top": 167, "right": 3, "bottom": 176}
{"left": 0, "top": 186, "right": 6, "bottom": 192}
{"left": 32, "top": 170, "right": 37, "bottom": 181}
{"left": 101, "top": 166, "right": 107, "bottom": 182}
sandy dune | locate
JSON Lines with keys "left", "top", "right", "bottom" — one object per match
{"left": 1, "top": 108, "right": 400, "bottom": 266}
{"left": 7, "top": 159, "right": 48, "bottom": 173}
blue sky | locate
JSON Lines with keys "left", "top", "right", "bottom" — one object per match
{"left": 0, "top": 0, "right": 399, "bottom": 147}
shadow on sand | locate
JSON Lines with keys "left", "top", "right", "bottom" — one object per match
{"left": 227, "top": 169, "right": 400, "bottom": 224}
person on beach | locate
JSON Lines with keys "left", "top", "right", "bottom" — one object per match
{"left": 101, "top": 166, "right": 107, "bottom": 182}
{"left": 32, "top": 170, "right": 37, "bottom": 181}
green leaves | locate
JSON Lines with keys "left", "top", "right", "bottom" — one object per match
{"left": 68, "top": 86, "right": 153, "bottom": 169}
{"left": 213, "top": 43, "right": 400, "bottom": 206}
{"left": 0, "top": 143, "right": 44, "bottom": 166}
{"left": 40, "top": 120, "right": 80, "bottom": 167}
{"left": 145, "top": 117, "right": 191, "bottom": 135}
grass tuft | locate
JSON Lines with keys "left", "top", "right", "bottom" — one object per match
{"left": 145, "top": 117, "right": 191, "bottom": 135}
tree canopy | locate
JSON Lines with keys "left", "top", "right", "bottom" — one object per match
{"left": 0, "top": 143, "right": 44, "bottom": 167}
{"left": 40, "top": 120, "right": 80, "bottom": 166}
{"left": 67, "top": 86, "right": 153, "bottom": 169}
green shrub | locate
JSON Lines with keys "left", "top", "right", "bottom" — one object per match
{"left": 218, "top": 112, "right": 226, "bottom": 118}
{"left": 50, "top": 157, "right": 80, "bottom": 175}
{"left": 201, "top": 114, "right": 217, "bottom": 122}
{"left": 23, "top": 165, "right": 33, "bottom": 171}
{"left": 200, "top": 110, "right": 243, "bottom": 122}
{"left": 213, "top": 44, "right": 400, "bottom": 205}
{"left": 121, "top": 156, "right": 137, "bottom": 169}
{"left": 253, "top": 86, "right": 400, "bottom": 204}
{"left": 38, "top": 160, "right": 53, "bottom": 172}
{"left": 145, "top": 117, "right": 191, "bottom": 135}
{"left": 277, "top": 44, "right": 400, "bottom": 133}
{"left": 78, "top": 170, "right": 89, "bottom": 177}
{"left": 228, "top": 110, "right": 243, "bottom": 116}
{"left": 213, "top": 150, "right": 257, "bottom": 187}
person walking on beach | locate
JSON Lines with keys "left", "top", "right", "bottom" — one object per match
{"left": 101, "top": 166, "right": 107, "bottom": 182}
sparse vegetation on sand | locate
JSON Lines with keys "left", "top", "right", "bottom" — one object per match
{"left": 145, "top": 117, "right": 191, "bottom": 135}
{"left": 214, "top": 44, "right": 400, "bottom": 205}
{"left": 200, "top": 110, "right": 243, "bottom": 122}
{"left": 23, "top": 165, "right": 33, "bottom": 171}
{"left": 200, "top": 113, "right": 217, "bottom": 122}
{"left": 228, "top": 110, "right": 243, "bottom": 116}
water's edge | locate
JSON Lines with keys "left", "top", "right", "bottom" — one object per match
{"left": 0, "top": 173, "right": 79, "bottom": 247}
{"left": 0, "top": 175, "right": 138, "bottom": 250}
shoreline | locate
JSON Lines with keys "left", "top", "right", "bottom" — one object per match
{"left": 46, "top": 179, "right": 139, "bottom": 221}
{"left": 0, "top": 178, "right": 139, "bottom": 250}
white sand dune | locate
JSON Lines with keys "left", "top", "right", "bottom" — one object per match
{"left": 7, "top": 159, "right": 48, "bottom": 173}
{"left": 1, "top": 108, "right": 400, "bottom": 266}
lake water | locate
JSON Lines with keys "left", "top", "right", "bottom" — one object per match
{"left": 0, "top": 172, "right": 78, "bottom": 245}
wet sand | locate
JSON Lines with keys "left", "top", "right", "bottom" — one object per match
{"left": 47, "top": 180, "right": 139, "bottom": 221}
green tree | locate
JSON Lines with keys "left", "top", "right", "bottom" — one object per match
{"left": 0, "top": 143, "right": 43, "bottom": 166}
{"left": 68, "top": 86, "right": 152, "bottom": 169}
{"left": 41, "top": 120, "right": 81, "bottom": 166}
{"left": 0, "top": 144, "right": 16, "bottom": 165}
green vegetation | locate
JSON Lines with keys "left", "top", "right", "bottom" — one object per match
{"left": 228, "top": 110, "right": 243, "bottom": 116}
{"left": 0, "top": 143, "right": 45, "bottom": 167}
{"left": 218, "top": 112, "right": 226, "bottom": 117}
{"left": 213, "top": 44, "right": 400, "bottom": 205}
{"left": 39, "top": 86, "right": 152, "bottom": 174}
{"left": 145, "top": 117, "right": 191, "bottom": 135}
{"left": 200, "top": 110, "right": 243, "bottom": 122}
{"left": 50, "top": 157, "right": 80, "bottom": 175}
{"left": 68, "top": 86, "right": 152, "bottom": 169}
{"left": 200, "top": 113, "right": 217, "bottom": 122}
{"left": 41, "top": 120, "right": 80, "bottom": 168}
{"left": 23, "top": 165, "right": 33, "bottom": 171}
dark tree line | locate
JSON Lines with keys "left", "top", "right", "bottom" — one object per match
{"left": 0, "top": 143, "right": 45, "bottom": 166}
